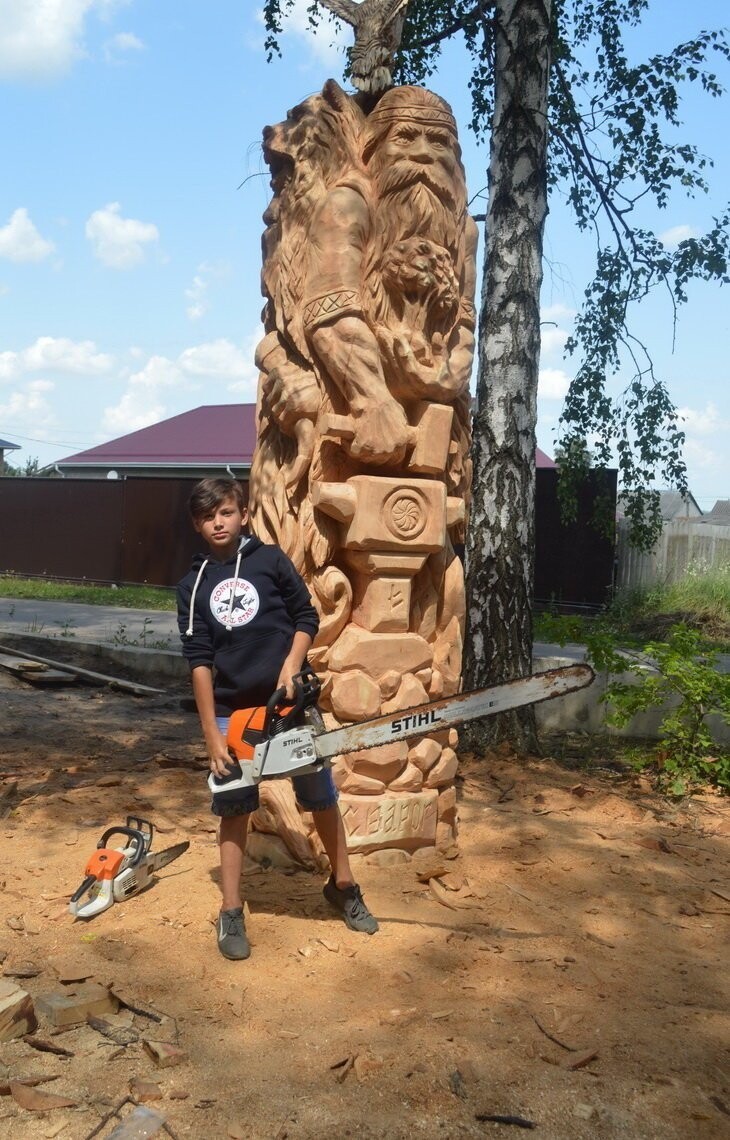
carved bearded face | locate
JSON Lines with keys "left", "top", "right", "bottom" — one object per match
{"left": 364, "top": 93, "right": 467, "bottom": 257}
{"left": 369, "top": 119, "right": 461, "bottom": 210}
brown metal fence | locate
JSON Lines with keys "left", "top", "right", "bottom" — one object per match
{"left": 0, "top": 477, "right": 246, "bottom": 587}
{"left": 1, "top": 471, "right": 616, "bottom": 603}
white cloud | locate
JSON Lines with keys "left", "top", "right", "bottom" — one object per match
{"left": 541, "top": 302, "right": 576, "bottom": 324}
{"left": 101, "top": 335, "right": 260, "bottom": 436}
{"left": 0, "top": 380, "right": 57, "bottom": 436}
{"left": 184, "top": 261, "right": 231, "bottom": 321}
{"left": 538, "top": 367, "right": 571, "bottom": 400}
{"left": 185, "top": 271, "right": 210, "bottom": 321}
{"left": 659, "top": 224, "right": 700, "bottom": 250}
{"left": 254, "top": 1, "right": 348, "bottom": 66}
{"left": 178, "top": 338, "right": 255, "bottom": 380}
{"left": 541, "top": 325, "right": 569, "bottom": 357}
{"left": 102, "top": 390, "right": 166, "bottom": 435}
{"left": 0, "top": 1, "right": 133, "bottom": 79}
{"left": 101, "top": 355, "right": 180, "bottom": 435}
{"left": 678, "top": 402, "right": 728, "bottom": 436}
{"left": 0, "top": 337, "right": 113, "bottom": 382}
{"left": 103, "top": 30, "right": 144, "bottom": 63}
{"left": 0, "top": 0, "right": 93, "bottom": 79}
{"left": 0, "top": 208, "right": 55, "bottom": 262}
{"left": 682, "top": 437, "right": 721, "bottom": 473}
{"left": 85, "top": 202, "right": 159, "bottom": 269}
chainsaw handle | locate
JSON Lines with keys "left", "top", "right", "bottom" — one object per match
{"left": 262, "top": 666, "right": 321, "bottom": 740}
{"left": 97, "top": 826, "right": 146, "bottom": 866}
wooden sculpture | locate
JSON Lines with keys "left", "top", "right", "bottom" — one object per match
{"left": 249, "top": 79, "right": 476, "bottom": 858}
{"left": 319, "top": 0, "right": 411, "bottom": 94}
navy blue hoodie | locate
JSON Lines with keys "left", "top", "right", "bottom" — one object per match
{"left": 176, "top": 535, "right": 319, "bottom": 714}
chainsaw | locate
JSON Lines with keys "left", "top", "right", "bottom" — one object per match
{"left": 209, "top": 662, "right": 595, "bottom": 802}
{"left": 69, "top": 816, "right": 189, "bottom": 919}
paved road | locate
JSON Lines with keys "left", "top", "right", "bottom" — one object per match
{"left": 0, "top": 596, "right": 180, "bottom": 649}
{"left": 0, "top": 595, "right": 585, "bottom": 661}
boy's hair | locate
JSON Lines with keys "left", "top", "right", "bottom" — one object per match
{"left": 188, "top": 478, "right": 247, "bottom": 521}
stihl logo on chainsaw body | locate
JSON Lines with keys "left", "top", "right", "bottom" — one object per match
{"left": 390, "top": 710, "right": 443, "bottom": 733}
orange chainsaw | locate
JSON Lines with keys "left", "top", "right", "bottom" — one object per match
{"left": 208, "top": 662, "right": 595, "bottom": 804}
{"left": 69, "top": 816, "right": 189, "bottom": 920}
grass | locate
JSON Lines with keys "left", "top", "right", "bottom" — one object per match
{"left": 536, "top": 561, "right": 730, "bottom": 650}
{"left": 0, "top": 575, "right": 176, "bottom": 611}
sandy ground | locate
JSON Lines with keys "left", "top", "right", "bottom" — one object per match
{"left": 0, "top": 665, "right": 728, "bottom": 1140}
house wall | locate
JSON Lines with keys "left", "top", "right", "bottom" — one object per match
{"left": 616, "top": 517, "right": 730, "bottom": 589}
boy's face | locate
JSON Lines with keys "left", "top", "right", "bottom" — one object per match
{"left": 193, "top": 496, "right": 248, "bottom": 560}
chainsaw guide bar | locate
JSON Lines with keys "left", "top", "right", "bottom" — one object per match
{"left": 214, "top": 663, "right": 595, "bottom": 792}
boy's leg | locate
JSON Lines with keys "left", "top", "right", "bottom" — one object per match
{"left": 311, "top": 804, "right": 353, "bottom": 888}
{"left": 312, "top": 804, "right": 379, "bottom": 935}
{"left": 293, "top": 769, "right": 378, "bottom": 934}
{"left": 219, "top": 813, "right": 249, "bottom": 910}
{"left": 217, "top": 812, "right": 252, "bottom": 960}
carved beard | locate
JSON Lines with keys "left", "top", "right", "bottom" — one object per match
{"left": 374, "top": 164, "right": 465, "bottom": 259}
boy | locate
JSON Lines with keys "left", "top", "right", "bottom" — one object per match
{"left": 177, "top": 477, "right": 378, "bottom": 960}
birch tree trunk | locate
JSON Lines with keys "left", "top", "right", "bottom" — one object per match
{"left": 462, "top": 0, "right": 551, "bottom": 754}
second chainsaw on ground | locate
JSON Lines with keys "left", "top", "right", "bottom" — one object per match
{"left": 69, "top": 816, "right": 189, "bottom": 919}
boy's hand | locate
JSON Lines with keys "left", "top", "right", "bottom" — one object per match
{"left": 276, "top": 662, "right": 298, "bottom": 701}
{"left": 206, "top": 731, "right": 235, "bottom": 778}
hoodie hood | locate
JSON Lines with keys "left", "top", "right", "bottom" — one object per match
{"left": 183, "top": 535, "right": 261, "bottom": 637}
{"left": 176, "top": 537, "right": 320, "bottom": 715}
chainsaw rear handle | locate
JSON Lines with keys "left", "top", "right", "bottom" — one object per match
{"left": 97, "top": 825, "right": 147, "bottom": 866}
{"left": 262, "top": 665, "right": 321, "bottom": 740}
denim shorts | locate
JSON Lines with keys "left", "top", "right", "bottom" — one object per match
{"left": 211, "top": 715, "right": 338, "bottom": 818}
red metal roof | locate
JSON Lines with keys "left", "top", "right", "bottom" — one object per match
{"left": 58, "top": 403, "right": 555, "bottom": 470}
{"left": 58, "top": 404, "right": 258, "bottom": 467}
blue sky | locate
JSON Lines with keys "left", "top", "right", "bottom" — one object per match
{"left": 1, "top": 0, "right": 728, "bottom": 510}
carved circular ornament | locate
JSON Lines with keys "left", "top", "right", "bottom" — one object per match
{"left": 383, "top": 488, "right": 428, "bottom": 542}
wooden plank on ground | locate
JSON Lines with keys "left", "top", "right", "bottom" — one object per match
{"left": 0, "top": 653, "right": 73, "bottom": 685}
{"left": 0, "top": 645, "right": 165, "bottom": 696}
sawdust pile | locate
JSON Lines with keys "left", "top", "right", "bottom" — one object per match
{"left": 0, "top": 672, "right": 728, "bottom": 1139}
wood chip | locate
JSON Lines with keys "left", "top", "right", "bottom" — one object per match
{"left": 633, "top": 836, "right": 673, "bottom": 854}
{"left": 2, "top": 962, "right": 41, "bottom": 979}
{"left": 565, "top": 1048, "right": 599, "bottom": 1071}
{"left": 0, "top": 1074, "right": 61, "bottom": 1096}
{"left": 428, "top": 877, "right": 474, "bottom": 910}
{"left": 9, "top": 1081, "right": 77, "bottom": 1111}
{"left": 87, "top": 1014, "right": 138, "bottom": 1045}
{"left": 142, "top": 1040, "right": 188, "bottom": 1068}
{"left": 474, "top": 1113, "right": 536, "bottom": 1129}
{"left": 22, "top": 1035, "right": 74, "bottom": 1057}
{"left": 128, "top": 1076, "right": 162, "bottom": 1102}
{"left": 330, "top": 1053, "right": 356, "bottom": 1083}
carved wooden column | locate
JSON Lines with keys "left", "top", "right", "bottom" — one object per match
{"left": 249, "top": 81, "right": 476, "bottom": 859}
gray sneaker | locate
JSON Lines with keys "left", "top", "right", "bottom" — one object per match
{"left": 217, "top": 907, "right": 251, "bottom": 959}
{"left": 323, "top": 876, "right": 379, "bottom": 934}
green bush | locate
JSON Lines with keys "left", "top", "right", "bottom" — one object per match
{"left": 543, "top": 614, "right": 730, "bottom": 795}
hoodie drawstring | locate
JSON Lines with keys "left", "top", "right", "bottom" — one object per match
{"left": 185, "top": 535, "right": 249, "bottom": 637}
{"left": 226, "top": 545, "right": 244, "bottom": 627}
{"left": 185, "top": 558, "right": 210, "bottom": 637}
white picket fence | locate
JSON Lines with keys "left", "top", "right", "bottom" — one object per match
{"left": 616, "top": 517, "right": 730, "bottom": 590}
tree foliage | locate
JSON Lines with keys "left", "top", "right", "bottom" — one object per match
{"left": 263, "top": 0, "right": 730, "bottom": 550}
{"left": 2, "top": 456, "right": 47, "bottom": 477}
